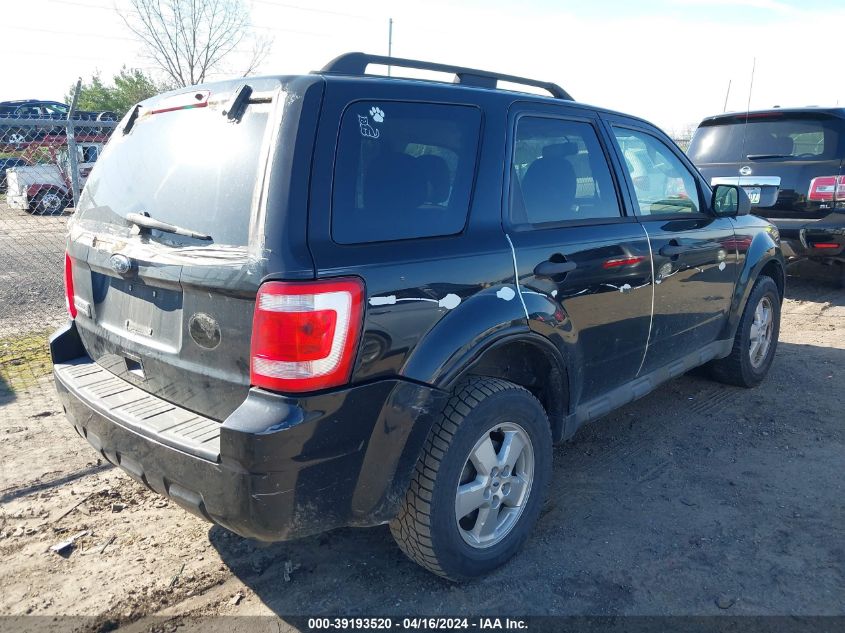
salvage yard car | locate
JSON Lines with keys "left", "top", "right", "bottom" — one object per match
{"left": 5, "top": 136, "right": 103, "bottom": 214}
{"left": 689, "top": 107, "right": 845, "bottom": 286}
{"left": 51, "top": 53, "right": 785, "bottom": 581}
{"left": 0, "top": 99, "right": 116, "bottom": 145}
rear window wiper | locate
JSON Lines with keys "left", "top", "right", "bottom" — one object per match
{"left": 746, "top": 153, "right": 796, "bottom": 160}
{"left": 126, "top": 212, "right": 212, "bottom": 241}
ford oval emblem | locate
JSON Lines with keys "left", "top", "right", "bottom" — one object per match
{"left": 739, "top": 165, "right": 752, "bottom": 176}
{"left": 189, "top": 313, "right": 222, "bottom": 349}
{"left": 109, "top": 253, "right": 132, "bottom": 275}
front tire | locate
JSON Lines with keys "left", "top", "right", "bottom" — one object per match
{"left": 709, "top": 275, "right": 781, "bottom": 387}
{"left": 390, "top": 377, "right": 552, "bottom": 581}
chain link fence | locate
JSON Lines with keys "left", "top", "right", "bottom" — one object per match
{"left": 0, "top": 108, "right": 117, "bottom": 406}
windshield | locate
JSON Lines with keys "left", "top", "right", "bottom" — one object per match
{"left": 688, "top": 114, "right": 843, "bottom": 164}
{"left": 42, "top": 102, "right": 68, "bottom": 115}
{"left": 76, "top": 85, "right": 278, "bottom": 247}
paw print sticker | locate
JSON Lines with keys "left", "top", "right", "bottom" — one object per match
{"left": 369, "top": 106, "right": 385, "bottom": 123}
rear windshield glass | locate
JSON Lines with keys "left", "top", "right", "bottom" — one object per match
{"left": 688, "top": 114, "right": 843, "bottom": 163}
{"left": 77, "top": 92, "right": 273, "bottom": 247}
{"left": 332, "top": 101, "right": 481, "bottom": 244}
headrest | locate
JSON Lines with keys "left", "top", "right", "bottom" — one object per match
{"left": 542, "top": 142, "right": 578, "bottom": 159}
{"left": 415, "top": 154, "right": 451, "bottom": 204}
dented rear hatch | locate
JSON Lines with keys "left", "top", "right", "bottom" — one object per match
{"left": 66, "top": 78, "right": 300, "bottom": 421}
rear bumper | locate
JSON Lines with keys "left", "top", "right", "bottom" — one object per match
{"left": 50, "top": 322, "right": 449, "bottom": 541}
{"left": 772, "top": 213, "right": 845, "bottom": 262}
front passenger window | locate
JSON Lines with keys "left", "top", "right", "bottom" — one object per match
{"left": 613, "top": 128, "right": 701, "bottom": 216}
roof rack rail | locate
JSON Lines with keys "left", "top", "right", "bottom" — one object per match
{"left": 320, "top": 52, "right": 573, "bottom": 101}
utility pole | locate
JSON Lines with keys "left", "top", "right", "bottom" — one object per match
{"left": 388, "top": 18, "right": 393, "bottom": 76}
{"left": 66, "top": 78, "right": 82, "bottom": 208}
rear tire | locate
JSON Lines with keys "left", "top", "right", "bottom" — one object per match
{"left": 708, "top": 275, "right": 780, "bottom": 388}
{"left": 390, "top": 377, "right": 552, "bottom": 581}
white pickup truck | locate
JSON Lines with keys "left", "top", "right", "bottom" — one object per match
{"left": 6, "top": 138, "right": 103, "bottom": 215}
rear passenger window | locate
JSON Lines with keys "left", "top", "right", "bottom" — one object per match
{"left": 332, "top": 102, "right": 481, "bottom": 244}
{"left": 510, "top": 117, "right": 621, "bottom": 226}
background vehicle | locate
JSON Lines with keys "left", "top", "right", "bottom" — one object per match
{"left": 689, "top": 108, "right": 845, "bottom": 285}
{"left": 51, "top": 53, "right": 785, "bottom": 581}
{"left": 5, "top": 135, "right": 103, "bottom": 214}
{"left": 0, "top": 156, "right": 29, "bottom": 191}
{"left": 0, "top": 100, "right": 116, "bottom": 145}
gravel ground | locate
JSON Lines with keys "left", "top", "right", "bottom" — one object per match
{"left": 0, "top": 251, "right": 842, "bottom": 629}
{"left": 0, "top": 202, "right": 69, "bottom": 336}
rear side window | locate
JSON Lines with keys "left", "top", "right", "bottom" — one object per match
{"left": 688, "top": 114, "right": 843, "bottom": 163}
{"left": 332, "top": 102, "right": 481, "bottom": 244}
{"left": 510, "top": 117, "right": 621, "bottom": 225}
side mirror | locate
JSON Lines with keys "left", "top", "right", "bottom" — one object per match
{"left": 712, "top": 184, "right": 752, "bottom": 217}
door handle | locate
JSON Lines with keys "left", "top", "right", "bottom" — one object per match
{"left": 659, "top": 243, "right": 688, "bottom": 258}
{"left": 534, "top": 259, "right": 577, "bottom": 278}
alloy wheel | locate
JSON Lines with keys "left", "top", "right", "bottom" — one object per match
{"left": 749, "top": 295, "right": 774, "bottom": 368}
{"left": 455, "top": 422, "right": 535, "bottom": 549}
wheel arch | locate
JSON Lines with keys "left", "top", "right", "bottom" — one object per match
{"left": 759, "top": 257, "right": 785, "bottom": 301}
{"left": 27, "top": 183, "right": 69, "bottom": 201}
{"left": 442, "top": 332, "right": 570, "bottom": 443}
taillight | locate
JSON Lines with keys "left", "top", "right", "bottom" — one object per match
{"left": 808, "top": 175, "right": 845, "bottom": 202}
{"left": 64, "top": 252, "right": 77, "bottom": 319}
{"left": 250, "top": 278, "right": 364, "bottom": 393}
{"left": 603, "top": 256, "right": 646, "bottom": 268}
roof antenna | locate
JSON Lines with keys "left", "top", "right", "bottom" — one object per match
{"left": 722, "top": 79, "right": 731, "bottom": 112}
{"left": 738, "top": 57, "right": 756, "bottom": 170}
{"left": 387, "top": 18, "right": 393, "bottom": 76}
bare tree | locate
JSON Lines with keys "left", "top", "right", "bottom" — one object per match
{"left": 121, "top": 0, "right": 272, "bottom": 88}
{"left": 669, "top": 122, "right": 699, "bottom": 152}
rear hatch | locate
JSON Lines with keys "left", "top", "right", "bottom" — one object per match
{"left": 67, "top": 78, "right": 292, "bottom": 421}
{"left": 689, "top": 111, "right": 845, "bottom": 220}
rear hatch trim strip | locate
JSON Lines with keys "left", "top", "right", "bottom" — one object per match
{"left": 711, "top": 176, "right": 782, "bottom": 187}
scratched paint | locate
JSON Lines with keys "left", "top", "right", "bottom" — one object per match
{"left": 368, "top": 293, "right": 462, "bottom": 309}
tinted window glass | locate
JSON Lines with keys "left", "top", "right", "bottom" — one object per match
{"left": 332, "top": 102, "right": 481, "bottom": 244}
{"left": 42, "top": 102, "right": 68, "bottom": 115}
{"left": 613, "top": 128, "right": 701, "bottom": 216}
{"left": 688, "top": 114, "right": 843, "bottom": 163}
{"left": 76, "top": 93, "right": 274, "bottom": 247}
{"left": 81, "top": 146, "right": 99, "bottom": 163}
{"left": 510, "top": 117, "right": 620, "bottom": 225}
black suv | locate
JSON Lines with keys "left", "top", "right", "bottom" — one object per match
{"left": 689, "top": 108, "right": 845, "bottom": 284}
{"left": 51, "top": 53, "right": 785, "bottom": 580}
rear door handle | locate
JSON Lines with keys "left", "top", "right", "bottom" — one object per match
{"left": 534, "top": 259, "right": 577, "bottom": 277}
{"left": 659, "top": 244, "right": 688, "bottom": 257}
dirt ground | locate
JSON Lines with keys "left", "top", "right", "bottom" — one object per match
{"left": 0, "top": 261, "right": 842, "bottom": 630}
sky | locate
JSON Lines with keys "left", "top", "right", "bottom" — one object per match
{"left": 4, "top": 0, "right": 844, "bottom": 136}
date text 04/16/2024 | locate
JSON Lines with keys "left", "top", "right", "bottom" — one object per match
{"left": 306, "top": 618, "right": 529, "bottom": 630}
